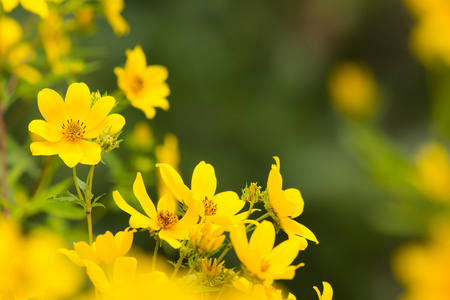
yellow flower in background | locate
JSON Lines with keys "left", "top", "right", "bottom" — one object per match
{"left": 58, "top": 228, "right": 135, "bottom": 267}
{"left": 313, "top": 282, "right": 333, "bottom": 300}
{"left": 0, "top": 218, "right": 83, "bottom": 300}
{"left": 29, "top": 82, "right": 125, "bottom": 168}
{"left": 230, "top": 220, "right": 304, "bottom": 284}
{"left": 100, "top": 0, "right": 129, "bottom": 36}
{"left": 157, "top": 161, "right": 246, "bottom": 228}
{"left": 392, "top": 219, "right": 450, "bottom": 300}
{"left": 414, "top": 141, "right": 450, "bottom": 203}
{"left": 0, "top": 16, "right": 22, "bottom": 58}
{"left": 327, "top": 61, "right": 378, "bottom": 121}
{"left": 114, "top": 45, "right": 170, "bottom": 119}
{"left": 7, "top": 42, "right": 43, "bottom": 84}
{"left": 267, "top": 156, "right": 318, "bottom": 244}
{"left": 230, "top": 277, "right": 297, "bottom": 300}
{"left": 129, "top": 121, "right": 154, "bottom": 151}
{"left": 0, "top": 0, "right": 49, "bottom": 18}
{"left": 113, "top": 172, "right": 198, "bottom": 249}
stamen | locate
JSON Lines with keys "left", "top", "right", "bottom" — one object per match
{"left": 203, "top": 197, "right": 217, "bottom": 216}
{"left": 61, "top": 119, "right": 85, "bottom": 141}
{"left": 157, "top": 210, "right": 178, "bottom": 229}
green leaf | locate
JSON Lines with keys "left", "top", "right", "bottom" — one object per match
{"left": 47, "top": 190, "right": 79, "bottom": 202}
{"left": 91, "top": 202, "right": 106, "bottom": 209}
{"left": 41, "top": 201, "right": 86, "bottom": 220}
{"left": 76, "top": 177, "right": 86, "bottom": 192}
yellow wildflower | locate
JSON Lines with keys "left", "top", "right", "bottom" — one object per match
{"left": 0, "top": 16, "right": 22, "bottom": 58}
{"left": 327, "top": 61, "right": 378, "bottom": 120}
{"left": 157, "top": 161, "right": 246, "bottom": 227}
{"left": 313, "top": 282, "right": 333, "bottom": 300}
{"left": 113, "top": 172, "right": 199, "bottom": 249}
{"left": 28, "top": 82, "right": 125, "bottom": 168}
{"left": 267, "top": 156, "right": 318, "bottom": 244}
{"left": 392, "top": 219, "right": 450, "bottom": 300}
{"left": 230, "top": 220, "right": 304, "bottom": 284}
{"left": 58, "top": 228, "right": 135, "bottom": 267}
{"left": 230, "top": 277, "right": 297, "bottom": 300}
{"left": 0, "top": 0, "right": 49, "bottom": 18}
{"left": 114, "top": 45, "right": 170, "bottom": 119}
{"left": 100, "top": 0, "right": 129, "bottom": 36}
{"left": 189, "top": 218, "right": 225, "bottom": 254}
{"left": 0, "top": 218, "right": 84, "bottom": 300}
{"left": 414, "top": 141, "right": 450, "bottom": 202}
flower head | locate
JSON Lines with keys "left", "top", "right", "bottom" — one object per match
{"left": 28, "top": 82, "right": 125, "bottom": 168}
{"left": 114, "top": 45, "right": 170, "bottom": 119}
{"left": 230, "top": 220, "right": 304, "bottom": 284}
{"left": 157, "top": 161, "right": 246, "bottom": 228}
{"left": 113, "top": 172, "right": 198, "bottom": 249}
{"left": 267, "top": 156, "right": 318, "bottom": 244}
{"left": 100, "top": 0, "right": 129, "bottom": 36}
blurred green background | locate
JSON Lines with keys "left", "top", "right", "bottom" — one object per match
{"left": 11, "top": 0, "right": 436, "bottom": 299}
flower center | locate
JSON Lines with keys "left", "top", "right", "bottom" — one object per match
{"left": 130, "top": 76, "right": 144, "bottom": 94}
{"left": 157, "top": 210, "right": 178, "bottom": 229}
{"left": 203, "top": 197, "right": 217, "bottom": 216}
{"left": 261, "top": 259, "right": 270, "bottom": 272}
{"left": 62, "top": 119, "right": 86, "bottom": 141}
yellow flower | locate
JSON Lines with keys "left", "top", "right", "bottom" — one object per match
{"left": 100, "top": 0, "right": 129, "bottom": 36}
{"left": 189, "top": 218, "right": 225, "bottom": 254}
{"left": 58, "top": 228, "right": 135, "bottom": 267}
{"left": 414, "top": 141, "right": 450, "bottom": 202}
{"left": 327, "top": 61, "right": 378, "bottom": 120}
{"left": 313, "top": 282, "right": 333, "bottom": 300}
{"left": 114, "top": 45, "right": 170, "bottom": 119}
{"left": 267, "top": 156, "right": 318, "bottom": 244}
{"left": 392, "top": 219, "right": 450, "bottom": 300}
{"left": 113, "top": 172, "right": 199, "bottom": 249}
{"left": 0, "top": 218, "right": 84, "bottom": 300}
{"left": 0, "top": 16, "right": 22, "bottom": 58}
{"left": 0, "top": 0, "right": 49, "bottom": 18}
{"left": 28, "top": 82, "right": 125, "bottom": 168}
{"left": 157, "top": 161, "right": 246, "bottom": 227}
{"left": 230, "top": 220, "right": 304, "bottom": 284}
{"left": 230, "top": 277, "right": 297, "bottom": 300}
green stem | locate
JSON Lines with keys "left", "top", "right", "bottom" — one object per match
{"left": 72, "top": 167, "right": 84, "bottom": 201}
{"left": 152, "top": 235, "right": 160, "bottom": 271}
{"left": 217, "top": 242, "right": 232, "bottom": 263}
{"left": 85, "top": 165, "right": 95, "bottom": 245}
{"left": 171, "top": 254, "right": 184, "bottom": 280}
{"left": 0, "top": 104, "right": 9, "bottom": 216}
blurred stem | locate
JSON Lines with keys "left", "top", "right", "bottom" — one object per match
{"left": 171, "top": 253, "right": 184, "bottom": 280}
{"left": 0, "top": 104, "right": 9, "bottom": 217}
{"left": 153, "top": 235, "right": 160, "bottom": 271}
{"left": 217, "top": 242, "right": 232, "bottom": 263}
{"left": 85, "top": 165, "right": 95, "bottom": 245}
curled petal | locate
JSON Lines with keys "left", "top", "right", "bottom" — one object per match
{"left": 158, "top": 229, "right": 182, "bottom": 249}
{"left": 133, "top": 172, "right": 157, "bottom": 219}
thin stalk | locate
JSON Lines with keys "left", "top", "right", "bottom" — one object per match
{"left": 72, "top": 167, "right": 84, "bottom": 201}
{"left": 171, "top": 254, "right": 184, "bottom": 280}
{"left": 152, "top": 236, "right": 160, "bottom": 271}
{"left": 217, "top": 242, "right": 232, "bottom": 263}
{"left": 85, "top": 165, "right": 95, "bottom": 245}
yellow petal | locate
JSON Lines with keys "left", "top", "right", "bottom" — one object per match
{"left": 20, "top": 0, "right": 49, "bottom": 18}
{"left": 114, "top": 228, "right": 135, "bottom": 257}
{"left": 285, "top": 188, "right": 304, "bottom": 217}
{"left": 83, "top": 96, "right": 115, "bottom": 132}
{"left": 313, "top": 282, "right": 333, "bottom": 300}
{"left": 170, "top": 203, "right": 198, "bottom": 239}
{"left": 73, "top": 241, "right": 99, "bottom": 264}
{"left": 143, "top": 65, "right": 168, "bottom": 83}
{"left": 248, "top": 221, "right": 275, "bottom": 259}
{"left": 156, "top": 194, "right": 177, "bottom": 213}
{"left": 84, "top": 260, "right": 112, "bottom": 295}
{"left": 268, "top": 239, "right": 301, "bottom": 271}
{"left": 112, "top": 257, "right": 137, "bottom": 285}
{"left": 84, "top": 113, "right": 125, "bottom": 139}
{"left": 133, "top": 172, "right": 157, "bottom": 219}
{"left": 65, "top": 82, "right": 91, "bottom": 122}
{"left": 58, "top": 141, "right": 85, "bottom": 168}
{"left": 0, "top": 0, "right": 19, "bottom": 12}
{"left": 95, "top": 231, "right": 115, "bottom": 264}
{"left": 214, "top": 191, "right": 244, "bottom": 216}
{"left": 156, "top": 163, "right": 187, "bottom": 202}
{"left": 14, "top": 64, "right": 42, "bottom": 84}
{"left": 280, "top": 217, "right": 318, "bottom": 244}
{"left": 28, "top": 119, "right": 62, "bottom": 142}
{"left": 112, "top": 190, "right": 157, "bottom": 229}
{"left": 57, "top": 248, "right": 82, "bottom": 266}
{"left": 37, "top": 88, "right": 66, "bottom": 126}
{"left": 78, "top": 140, "right": 102, "bottom": 166}
{"left": 30, "top": 140, "right": 65, "bottom": 156}
{"left": 229, "top": 224, "right": 249, "bottom": 266}
{"left": 267, "top": 156, "right": 282, "bottom": 193}
{"left": 191, "top": 161, "right": 217, "bottom": 200}
{"left": 125, "top": 46, "right": 147, "bottom": 72}
{"left": 159, "top": 229, "right": 182, "bottom": 249}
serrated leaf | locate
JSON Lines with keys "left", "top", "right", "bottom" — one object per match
{"left": 47, "top": 190, "right": 79, "bottom": 202}
{"left": 91, "top": 202, "right": 106, "bottom": 209}
{"left": 92, "top": 193, "right": 105, "bottom": 204}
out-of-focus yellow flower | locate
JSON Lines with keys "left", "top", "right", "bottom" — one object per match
{"left": 0, "top": 218, "right": 83, "bottom": 300}
{"left": 414, "top": 141, "right": 450, "bottom": 203}
{"left": 327, "top": 61, "right": 378, "bottom": 120}
{"left": 0, "top": 16, "right": 22, "bottom": 58}
{"left": 189, "top": 218, "right": 225, "bottom": 254}
{"left": 0, "top": 0, "right": 49, "bottom": 18}
{"left": 230, "top": 277, "right": 297, "bottom": 300}
{"left": 230, "top": 220, "right": 304, "bottom": 284}
{"left": 6, "top": 42, "right": 42, "bottom": 84}
{"left": 157, "top": 161, "right": 246, "bottom": 228}
{"left": 58, "top": 228, "right": 135, "bottom": 267}
{"left": 113, "top": 172, "right": 199, "bottom": 249}
{"left": 114, "top": 45, "right": 170, "bottom": 119}
{"left": 100, "top": 0, "right": 129, "bottom": 36}
{"left": 313, "top": 282, "right": 333, "bottom": 300}
{"left": 403, "top": 0, "right": 450, "bottom": 67}
{"left": 28, "top": 82, "right": 125, "bottom": 168}
{"left": 392, "top": 219, "right": 450, "bottom": 300}
{"left": 74, "top": 4, "right": 96, "bottom": 30}
{"left": 267, "top": 156, "right": 317, "bottom": 244}
{"left": 129, "top": 121, "right": 154, "bottom": 151}
{"left": 39, "top": 9, "right": 71, "bottom": 70}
